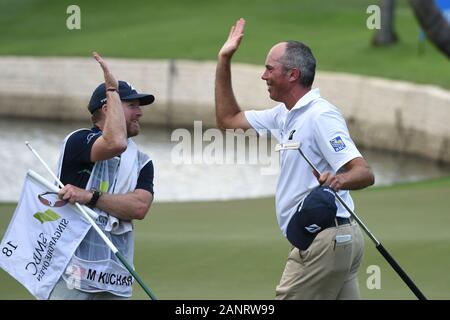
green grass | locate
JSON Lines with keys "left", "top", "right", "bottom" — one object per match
{"left": 0, "top": 0, "right": 449, "bottom": 89}
{"left": 1, "top": 0, "right": 449, "bottom": 300}
{"left": 1, "top": 176, "right": 449, "bottom": 300}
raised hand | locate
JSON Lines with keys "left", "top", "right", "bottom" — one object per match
{"left": 93, "top": 51, "right": 119, "bottom": 90}
{"left": 218, "top": 18, "right": 246, "bottom": 59}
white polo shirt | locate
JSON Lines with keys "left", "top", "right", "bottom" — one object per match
{"left": 245, "top": 88, "right": 362, "bottom": 236}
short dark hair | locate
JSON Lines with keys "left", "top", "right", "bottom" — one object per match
{"left": 278, "top": 41, "right": 316, "bottom": 88}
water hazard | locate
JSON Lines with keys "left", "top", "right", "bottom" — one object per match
{"left": 1, "top": 118, "right": 449, "bottom": 202}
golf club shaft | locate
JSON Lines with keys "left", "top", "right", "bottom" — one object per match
{"left": 296, "top": 148, "right": 427, "bottom": 300}
{"left": 115, "top": 251, "right": 157, "bottom": 300}
{"left": 25, "top": 141, "right": 157, "bottom": 300}
{"left": 376, "top": 243, "right": 426, "bottom": 300}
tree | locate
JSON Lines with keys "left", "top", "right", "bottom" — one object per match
{"left": 409, "top": 0, "right": 450, "bottom": 58}
{"left": 372, "top": 0, "right": 399, "bottom": 46}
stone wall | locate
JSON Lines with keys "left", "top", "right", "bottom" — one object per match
{"left": 1, "top": 56, "right": 449, "bottom": 163}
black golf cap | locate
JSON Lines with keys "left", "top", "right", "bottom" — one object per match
{"left": 286, "top": 186, "right": 337, "bottom": 250}
{"left": 88, "top": 80, "right": 155, "bottom": 114}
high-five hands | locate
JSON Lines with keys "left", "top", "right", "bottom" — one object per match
{"left": 218, "top": 18, "right": 246, "bottom": 59}
{"left": 93, "top": 51, "right": 119, "bottom": 90}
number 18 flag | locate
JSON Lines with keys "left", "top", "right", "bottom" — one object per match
{"left": 0, "top": 171, "right": 91, "bottom": 299}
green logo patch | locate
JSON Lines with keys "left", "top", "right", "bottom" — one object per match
{"left": 33, "top": 209, "right": 61, "bottom": 224}
{"left": 99, "top": 180, "right": 109, "bottom": 193}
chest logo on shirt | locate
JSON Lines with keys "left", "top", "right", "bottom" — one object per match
{"left": 330, "top": 136, "right": 346, "bottom": 152}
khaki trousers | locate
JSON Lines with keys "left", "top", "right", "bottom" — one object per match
{"left": 275, "top": 220, "right": 364, "bottom": 300}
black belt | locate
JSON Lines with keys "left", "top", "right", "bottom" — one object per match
{"left": 336, "top": 216, "right": 353, "bottom": 226}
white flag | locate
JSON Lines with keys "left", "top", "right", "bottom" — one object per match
{"left": 0, "top": 171, "right": 92, "bottom": 300}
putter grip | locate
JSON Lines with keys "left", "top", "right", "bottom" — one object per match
{"left": 376, "top": 243, "right": 427, "bottom": 300}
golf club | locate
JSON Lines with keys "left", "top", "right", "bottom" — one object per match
{"left": 275, "top": 141, "right": 427, "bottom": 300}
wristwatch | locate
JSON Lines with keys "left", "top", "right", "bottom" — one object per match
{"left": 87, "top": 190, "right": 102, "bottom": 208}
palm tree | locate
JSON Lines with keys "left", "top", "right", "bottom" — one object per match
{"left": 409, "top": 0, "right": 450, "bottom": 58}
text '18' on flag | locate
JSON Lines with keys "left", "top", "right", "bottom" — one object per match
{"left": 0, "top": 170, "right": 91, "bottom": 300}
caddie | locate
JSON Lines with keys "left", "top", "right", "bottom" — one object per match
{"left": 49, "top": 52, "right": 155, "bottom": 300}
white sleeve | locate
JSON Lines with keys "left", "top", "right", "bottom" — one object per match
{"left": 244, "top": 106, "right": 278, "bottom": 135}
{"left": 313, "top": 109, "right": 362, "bottom": 172}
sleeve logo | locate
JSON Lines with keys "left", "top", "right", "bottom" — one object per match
{"left": 329, "top": 136, "right": 346, "bottom": 152}
{"left": 86, "top": 132, "right": 101, "bottom": 144}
